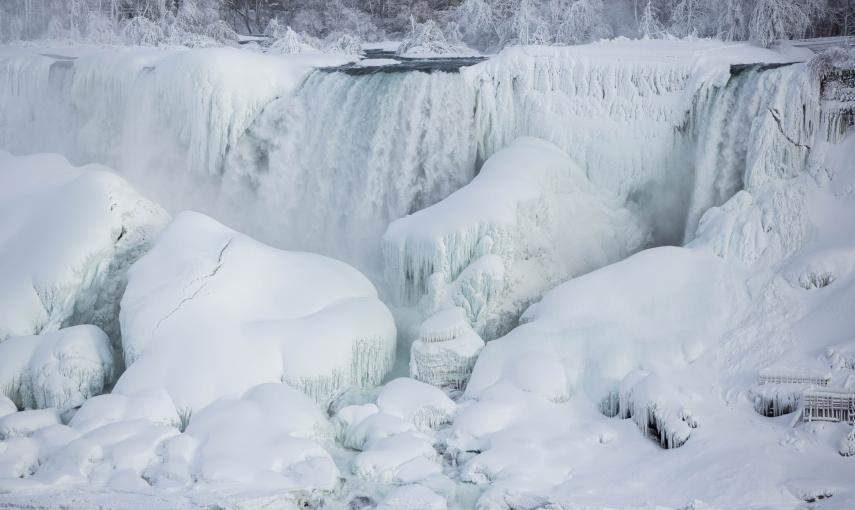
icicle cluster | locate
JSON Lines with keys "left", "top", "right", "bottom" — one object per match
{"left": 410, "top": 308, "right": 485, "bottom": 391}
{"left": 601, "top": 371, "right": 697, "bottom": 449}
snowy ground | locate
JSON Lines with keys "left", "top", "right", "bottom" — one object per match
{"left": 0, "top": 39, "right": 854, "bottom": 509}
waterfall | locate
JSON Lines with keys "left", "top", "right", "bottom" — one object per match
{"left": 222, "top": 69, "right": 479, "bottom": 273}
{"left": 0, "top": 46, "right": 820, "bottom": 287}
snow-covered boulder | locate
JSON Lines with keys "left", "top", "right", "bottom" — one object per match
{"left": 168, "top": 383, "right": 339, "bottom": 492}
{"left": 0, "top": 409, "right": 61, "bottom": 440}
{"left": 410, "top": 308, "right": 484, "bottom": 391}
{"left": 377, "top": 378, "right": 456, "bottom": 432}
{"left": 383, "top": 137, "right": 648, "bottom": 339}
{"left": 353, "top": 431, "right": 441, "bottom": 484}
{"left": 466, "top": 246, "right": 742, "bottom": 408}
{"left": 68, "top": 389, "right": 182, "bottom": 434}
{"left": 117, "top": 211, "right": 397, "bottom": 411}
{"left": 0, "top": 152, "right": 169, "bottom": 347}
{"left": 0, "top": 325, "right": 114, "bottom": 410}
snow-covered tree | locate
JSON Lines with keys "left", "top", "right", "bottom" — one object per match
{"left": 749, "top": 0, "right": 820, "bottom": 47}
{"left": 638, "top": 0, "right": 664, "bottom": 38}
{"left": 556, "top": 0, "right": 612, "bottom": 44}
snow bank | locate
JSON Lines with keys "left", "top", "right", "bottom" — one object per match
{"left": 0, "top": 325, "right": 113, "bottom": 410}
{"left": 377, "top": 484, "right": 447, "bottom": 510}
{"left": 117, "top": 211, "right": 396, "bottom": 411}
{"left": 0, "top": 152, "right": 168, "bottom": 347}
{"left": 384, "top": 137, "right": 648, "bottom": 339}
{"left": 410, "top": 308, "right": 484, "bottom": 390}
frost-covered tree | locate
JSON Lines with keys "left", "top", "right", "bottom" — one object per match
{"left": 556, "top": 0, "right": 612, "bottom": 44}
{"left": 749, "top": 0, "right": 822, "bottom": 47}
{"left": 638, "top": 0, "right": 664, "bottom": 38}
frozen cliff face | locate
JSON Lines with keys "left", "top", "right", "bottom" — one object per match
{"left": 384, "top": 137, "right": 649, "bottom": 339}
{"left": 0, "top": 325, "right": 114, "bottom": 411}
{"left": 410, "top": 308, "right": 484, "bottom": 390}
{"left": 0, "top": 151, "right": 168, "bottom": 350}
{"left": 117, "top": 211, "right": 397, "bottom": 412}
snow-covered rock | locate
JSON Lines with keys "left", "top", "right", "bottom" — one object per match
{"left": 68, "top": 389, "right": 181, "bottom": 435}
{"left": 353, "top": 431, "right": 441, "bottom": 484}
{"left": 0, "top": 325, "right": 114, "bottom": 410}
{"left": 0, "top": 409, "right": 61, "bottom": 440}
{"left": 0, "top": 152, "right": 168, "bottom": 348}
{"left": 172, "top": 383, "right": 339, "bottom": 492}
{"left": 376, "top": 378, "right": 456, "bottom": 431}
{"left": 117, "top": 211, "right": 396, "bottom": 411}
{"left": 384, "top": 137, "right": 649, "bottom": 339}
{"left": 410, "top": 308, "right": 484, "bottom": 391}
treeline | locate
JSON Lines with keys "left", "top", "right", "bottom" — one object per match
{"left": 1, "top": 0, "right": 853, "bottom": 50}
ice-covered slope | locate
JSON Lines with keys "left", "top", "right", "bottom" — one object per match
{"left": 117, "top": 211, "right": 397, "bottom": 412}
{"left": 0, "top": 151, "right": 168, "bottom": 348}
{"left": 384, "top": 137, "right": 649, "bottom": 339}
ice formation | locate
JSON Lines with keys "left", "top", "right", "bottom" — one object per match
{"left": 384, "top": 137, "right": 648, "bottom": 339}
{"left": 117, "top": 211, "right": 397, "bottom": 411}
{"left": 0, "top": 152, "right": 168, "bottom": 348}
{"left": 0, "top": 325, "right": 114, "bottom": 410}
{"left": 376, "top": 378, "right": 457, "bottom": 431}
{"left": 601, "top": 370, "right": 698, "bottom": 449}
{"left": 410, "top": 308, "right": 485, "bottom": 390}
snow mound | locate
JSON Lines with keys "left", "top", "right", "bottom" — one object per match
{"left": 383, "top": 137, "right": 648, "bottom": 339}
{"left": 0, "top": 409, "right": 60, "bottom": 440}
{"left": 0, "top": 325, "right": 114, "bottom": 410}
{"left": 171, "top": 383, "right": 339, "bottom": 492}
{"left": 466, "top": 246, "right": 743, "bottom": 403}
{"left": 117, "top": 211, "right": 396, "bottom": 411}
{"left": 353, "top": 431, "right": 441, "bottom": 484}
{"left": 410, "top": 308, "right": 484, "bottom": 391}
{"left": 68, "top": 389, "right": 181, "bottom": 435}
{"left": 0, "top": 152, "right": 169, "bottom": 348}
{"left": 377, "top": 378, "right": 456, "bottom": 431}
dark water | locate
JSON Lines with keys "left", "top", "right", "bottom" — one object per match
{"left": 321, "top": 49, "right": 487, "bottom": 75}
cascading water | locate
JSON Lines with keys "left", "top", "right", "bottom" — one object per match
{"left": 222, "top": 68, "right": 480, "bottom": 273}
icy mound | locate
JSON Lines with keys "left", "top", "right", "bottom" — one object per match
{"left": 116, "top": 211, "right": 396, "bottom": 411}
{"left": 410, "top": 308, "right": 484, "bottom": 390}
{"left": 384, "top": 137, "right": 648, "bottom": 339}
{"left": 0, "top": 382, "right": 338, "bottom": 497}
{"left": 466, "top": 246, "right": 742, "bottom": 403}
{"left": 0, "top": 152, "right": 168, "bottom": 347}
{"left": 0, "top": 325, "right": 114, "bottom": 410}
{"left": 165, "top": 383, "right": 339, "bottom": 492}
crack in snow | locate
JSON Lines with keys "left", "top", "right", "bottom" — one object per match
{"left": 768, "top": 108, "right": 812, "bottom": 150}
{"left": 151, "top": 237, "right": 234, "bottom": 336}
